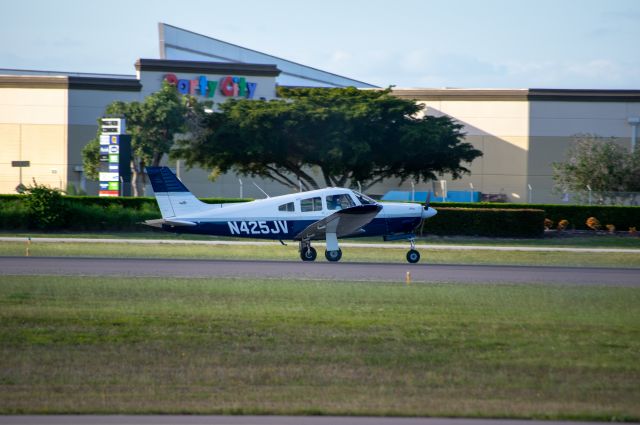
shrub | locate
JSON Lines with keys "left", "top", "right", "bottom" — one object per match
{"left": 586, "top": 217, "right": 601, "bottom": 231}
{"left": 557, "top": 219, "right": 569, "bottom": 231}
{"left": 544, "top": 218, "right": 554, "bottom": 230}
{"left": 422, "top": 208, "right": 545, "bottom": 238}
{"left": 606, "top": 224, "right": 616, "bottom": 233}
{"left": 24, "top": 182, "right": 69, "bottom": 230}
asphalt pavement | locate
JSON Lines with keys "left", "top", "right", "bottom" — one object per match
{"left": 1, "top": 256, "right": 638, "bottom": 286}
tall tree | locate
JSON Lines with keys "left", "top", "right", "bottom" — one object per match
{"left": 82, "top": 82, "right": 198, "bottom": 195}
{"left": 552, "top": 134, "right": 640, "bottom": 204}
{"left": 172, "top": 87, "right": 482, "bottom": 191}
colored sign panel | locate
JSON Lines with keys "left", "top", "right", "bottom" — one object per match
{"left": 101, "top": 118, "right": 125, "bottom": 135}
{"left": 99, "top": 172, "right": 119, "bottom": 182}
{"left": 98, "top": 118, "right": 130, "bottom": 197}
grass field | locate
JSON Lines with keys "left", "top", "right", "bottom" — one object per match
{"left": 0, "top": 275, "right": 638, "bottom": 420}
{"left": 3, "top": 230, "right": 640, "bottom": 248}
{"left": 1, "top": 240, "right": 639, "bottom": 268}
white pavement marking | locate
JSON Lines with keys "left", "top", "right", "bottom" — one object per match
{"left": 0, "top": 237, "right": 639, "bottom": 253}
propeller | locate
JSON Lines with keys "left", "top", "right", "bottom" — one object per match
{"left": 421, "top": 192, "right": 437, "bottom": 219}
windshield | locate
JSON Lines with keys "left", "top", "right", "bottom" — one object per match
{"left": 353, "top": 191, "right": 377, "bottom": 205}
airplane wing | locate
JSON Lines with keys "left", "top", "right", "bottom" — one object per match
{"left": 294, "top": 204, "right": 382, "bottom": 241}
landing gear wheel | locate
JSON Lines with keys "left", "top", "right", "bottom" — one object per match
{"left": 406, "top": 249, "right": 420, "bottom": 264}
{"left": 325, "top": 249, "right": 342, "bottom": 262}
{"left": 300, "top": 246, "right": 317, "bottom": 262}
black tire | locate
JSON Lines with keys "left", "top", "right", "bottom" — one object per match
{"left": 300, "top": 246, "right": 317, "bottom": 262}
{"left": 406, "top": 249, "right": 420, "bottom": 264}
{"left": 325, "top": 249, "right": 342, "bottom": 262}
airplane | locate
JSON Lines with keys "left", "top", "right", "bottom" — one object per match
{"left": 144, "top": 167, "right": 437, "bottom": 263}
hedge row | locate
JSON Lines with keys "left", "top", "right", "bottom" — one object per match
{"left": 0, "top": 195, "right": 250, "bottom": 232}
{"left": 430, "top": 202, "right": 640, "bottom": 231}
{"left": 6, "top": 192, "right": 635, "bottom": 236}
{"left": 0, "top": 194, "right": 250, "bottom": 209}
{"left": 0, "top": 202, "right": 159, "bottom": 232}
{"left": 421, "top": 207, "right": 545, "bottom": 238}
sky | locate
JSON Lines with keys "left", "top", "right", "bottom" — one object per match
{"left": 1, "top": 0, "right": 639, "bottom": 89}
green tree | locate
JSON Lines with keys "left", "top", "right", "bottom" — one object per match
{"left": 82, "top": 82, "right": 200, "bottom": 196}
{"left": 553, "top": 134, "right": 640, "bottom": 204}
{"left": 24, "top": 180, "right": 67, "bottom": 229}
{"left": 172, "top": 87, "right": 482, "bottom": 191}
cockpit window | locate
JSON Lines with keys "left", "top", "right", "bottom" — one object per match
{"left": 278, "top": 202, "right": 295, "bottom": 212}
{"left": 326, "top": 194, "right": 356, "bottom": 210}
{"left": 353, "top": 191, "right": 376, "bottom": 205}
{"left": 300, "top": 197, "right": 322, "bottom": 212}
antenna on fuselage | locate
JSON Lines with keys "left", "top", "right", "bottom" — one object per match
{"left": 252, "top": 181, "right": 270, "bottom": 198}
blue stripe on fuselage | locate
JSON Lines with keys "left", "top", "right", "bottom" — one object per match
{"left": 160, "top": 216, "right": 422, "bottom": 240}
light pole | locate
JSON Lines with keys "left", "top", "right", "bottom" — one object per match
{"left": 439, "top": 180, "right": 447, "bottom": 202}
{"left": 628, "top": 117, "right": 640, "bottom": 153}
{"left": 587, "top": 185, "right": 592, "bottom": 205}
{"left": 528, "top": 184, "right": 533, "bottom": 204}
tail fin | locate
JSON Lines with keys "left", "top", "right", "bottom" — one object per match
{"left": 146, "top": 167, "right": 208, "bottom": 218}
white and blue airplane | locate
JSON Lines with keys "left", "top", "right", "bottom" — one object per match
{"left": 145, "top": 167, "right": 437, "bottom": 263}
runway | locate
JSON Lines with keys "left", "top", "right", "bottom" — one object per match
{"left": 1, "top": 256, "right": 638, "bottom": 286}
{"left": 0, "top": 415, "right": 625, "bottom": 425}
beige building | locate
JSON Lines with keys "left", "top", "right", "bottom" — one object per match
{"left": 0, "top": 74, "right": 140, "bottom": 193}
{"left": 0, "top": 60, "right": 280, "bottom": 196}
{"left": 2, "top": 64, "right": 639, "bottom": 202}
{"left": 392, "top": 88, "right": 640, "bottom": 203}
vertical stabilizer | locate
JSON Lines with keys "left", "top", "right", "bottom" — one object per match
{"left": 146, "top": 167, "right": 208, "bottom": 218}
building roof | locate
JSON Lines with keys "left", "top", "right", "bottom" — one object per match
{"left": 392, "top": 88, "right": 640, "bottom": 102}
{"left": 135, "top": 59, "right": 280, "bottom": 77}
{"left": 0, "top": 73, "right": 141, "bottom": 91}
{"left": 158, "top": 23, "right": 377, "bottom": 89}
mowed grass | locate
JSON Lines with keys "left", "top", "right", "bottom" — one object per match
{"left": 3, "top": 231, "right": 640, "bottom": 248}
{"left": 1, "top": 241, "right": 639, "bottom": 268}
{"left": 0, "top": 275, "right": 639, "bottom": 420}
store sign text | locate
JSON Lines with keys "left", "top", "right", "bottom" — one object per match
{"left": 164, "top": 74, "right": 258, "bottom": 99}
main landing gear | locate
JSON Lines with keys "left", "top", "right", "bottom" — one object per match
{"left": 325, "top": 248, "right": 342, "bottom": 262}
{"left": 299, "top": 240, "right": 342, "bottom": 262}
{"left": 300, "top": 242, "right": 317, "bottom": 261}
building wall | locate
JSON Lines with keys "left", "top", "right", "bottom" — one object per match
{"left": 0, "top": 85, "right": 69, "bottom": 192}
{"left": 527, "top": 100, "right": 638, "bottom": 203}
{"left": 412, "top": 98, "right": 530, "bottom": 202}
{"left": 392, "top": 89, "right": 640, "bottom": 203}
{"left": 67, "top": 88, "right": 141, "bottom": 193}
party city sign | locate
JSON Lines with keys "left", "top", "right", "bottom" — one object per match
{"left": 164, "top": 74, "right": 258, "bottom": 99}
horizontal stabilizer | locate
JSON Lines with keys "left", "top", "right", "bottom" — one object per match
{"left": 144, "top": 218, "right": 196, "bottom": 228}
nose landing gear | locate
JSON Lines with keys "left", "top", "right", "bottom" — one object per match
{"left": 406, "top": 238, "right": 421, "bottom": 264}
